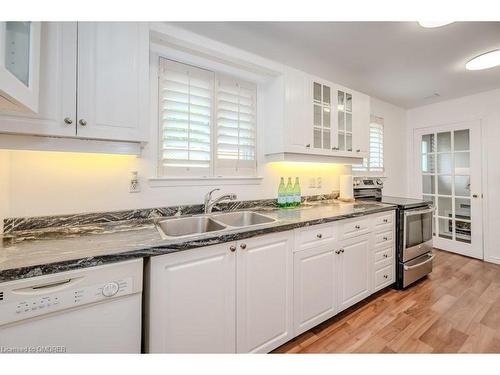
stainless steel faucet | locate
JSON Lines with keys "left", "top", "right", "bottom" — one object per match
{"left": 204, "top": 188, "right": 238, "bottom": 214}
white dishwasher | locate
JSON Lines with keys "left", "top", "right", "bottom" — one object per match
{"left": 0, "top": 258, "right": 143, "bottom": 353}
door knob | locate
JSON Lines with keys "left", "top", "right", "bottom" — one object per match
{"left": 79, "top": 119, "right": 87, "bottom": 126}
{"left": 64, "top": 117, "right": 73, "bottom": 125}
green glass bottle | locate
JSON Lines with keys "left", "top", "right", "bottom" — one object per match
{"left": 285, "top": 177, "right": 294, "bottom": 208}
{"left": 293, "top": 177, "right": 301, "bottom": 207}
{"left": 277, "top": 177, "right": 286, "bottom": 208}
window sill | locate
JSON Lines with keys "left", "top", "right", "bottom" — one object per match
{"left": 148, "top": 176, "right": 264, "bottom": 187}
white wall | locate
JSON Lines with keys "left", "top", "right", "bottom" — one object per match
{"left": 369, "top": 97, "right": 407, "bottom": 197}
{"left": 0, "top": 150, "right": 10, "bottom": 232}
{"left": 2, "top": 149, "right": 349, "bottom": 220}
{"left": 406, "top": 88, "right": 500, "bottom": 264}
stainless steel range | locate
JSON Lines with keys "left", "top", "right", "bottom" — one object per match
{"left": 353, "top": 177, "right": 435, "bottom": 289}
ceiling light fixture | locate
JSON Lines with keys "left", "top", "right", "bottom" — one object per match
{"left": 418, "top": 21, "right": 454, "bottom": 28}
{"left": 466, "top": 49, "right": 500, "bottom": 71}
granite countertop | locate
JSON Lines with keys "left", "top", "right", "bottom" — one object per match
{"left": 0, "top": 200, "right": 396, "bottom": 282}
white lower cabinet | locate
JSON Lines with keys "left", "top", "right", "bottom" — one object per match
{"left": 146, "top": 211, "right": 395, "bottom": 353}
{"left": 146, "top": 242, "right": 236, "bottom": 353}
{"left": 337, "top": 235, "right": 371, "bottom": 311}
{"left": 236, "top": 232, "right": 292, "bottom": 353}
{"left": 146, "top": 231, "right": 292, "bottom": 354}
{"left": 293, "top": 244, "right": 336, "bottom": 336}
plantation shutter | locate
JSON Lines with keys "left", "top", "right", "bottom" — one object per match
{"left": 368, "top": 116, "right": 384, "bottom": 172}
{"left": 215, "top": 75, "right": 257, "bottom": 176}
{"left": 158, "top": 58, "right": 214, "bottom": 176}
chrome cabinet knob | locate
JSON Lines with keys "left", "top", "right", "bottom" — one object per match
{"left": 79, "top": 119, "right": 87, "bottom": 126}
{"left": 317, "top": 233, "right": 322, "bottom": 239}
{"left": 64, "top": 117, "right": 73, "bottom": 125}
{"left": 229, "top": 245, "right": 236, "bottom": 252}
{"left": 240, "top": 243, "right": 247, "bottom": 250}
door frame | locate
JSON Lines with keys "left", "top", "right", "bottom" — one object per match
{"left": 411, "top": 120, "right": 484, "bottom": 260}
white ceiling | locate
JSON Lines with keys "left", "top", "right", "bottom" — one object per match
{"left": 174, "top": 22, "right": 500, "bottom": 108}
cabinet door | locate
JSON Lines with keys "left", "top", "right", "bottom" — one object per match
{"left": 147, "top": 243, "right": 236, "bottom": 353}
{"left": 0, "top": 22, "right": 41, "bottom": 113}
{"left": 293, "top": 245, "right": 337, "bottom": 336}
{"left": 337, "top": 235, "right": 371, "bottom": 311}
{"left": 76, "top": 22, "right": 149, "bottom": 142}
{"left": 236, "top": 232, "right": 292, "bottom": 353}
{"left": 352, "top": 91, "right": 370, "bottom": 155}
{"left": 0, "top": 22, "right": 77, "bottom": 136}
{"left": 284, "top": 67, "right": 313, "bottom": 150}
{"left": 311, "top": 78, "right": 333, "bottom": 151}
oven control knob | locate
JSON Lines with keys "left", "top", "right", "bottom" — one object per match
{"left": 376, "top": 179, "right": 382, "bottom": 185}
{"left": 102, "top": 282, "right": 119, "bottom": 297}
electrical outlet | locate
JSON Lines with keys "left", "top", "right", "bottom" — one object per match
{"left": 317, "top": 177, "right": 322, "bottom": 189}
{"left": 129, "top": 171, "right": 140, "bottom": 193}
{"left": 309, "top": 177, "right": 316, "bottom": 188}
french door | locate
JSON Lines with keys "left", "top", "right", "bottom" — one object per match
{"left": 413, "top": 121, "right": 483, "bottom": 259}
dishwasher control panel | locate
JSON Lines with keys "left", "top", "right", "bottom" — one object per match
{"left": 0, "top": 277, "right": 133, "bottom": 326}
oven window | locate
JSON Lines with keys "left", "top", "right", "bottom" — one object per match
{"left": 406, "top": 211, "right": 433, "bottom": 248}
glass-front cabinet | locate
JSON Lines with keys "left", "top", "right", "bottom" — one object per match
{"left": 337, "top": 89, "right": 353, "bottom": 152}
{"left": 312, "top": 81, "right": 332, "bottom": 150}
{"left": 0, "top": 22, "right": 41, "bottom": 113}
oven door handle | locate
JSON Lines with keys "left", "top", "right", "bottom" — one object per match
{"left": 403, "top": 253, "right": 435, "bottom": 270}
{"left": 404, "top": 206, "right": 435, "bottom": 217}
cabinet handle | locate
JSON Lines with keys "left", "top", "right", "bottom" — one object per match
{"left": 383, "top": 275, "right": 388, "bottom": 279}
{"left": 335, "top": 249, "right": 341, "bottom": 255}
{"left": 347, "top": 148, "right": 352, "bottom": 152}
{"left": 341, "top": 249, "right": 344, "bottom": 253}
{"left": 305, "top": 144, "right": 311, "bottom": 148}
{"left": 355, "top": 225, "right": 361, "bottom": 229}
{"left": 317, "top": 233, "right": 323, "bottom": 239}
{"left": 383, "top": 254, "right": 388, "bottom": 258}
{"left": 79, "top": 119, "right": 87, "bottom": 126}
{"left": 356, "top": 149, "right": 361, "bottom": 153}
{"left": 383, "top": 236, "right": 388, "bottom": 241}
{"left": 229, "top": 245, "right": 236, "bottom": 252}
{"left": 64, "top": 117, "right": 73, "bottom": 125}
{"left": 383, "top": 219, "right": 388, "bottom": 223}
{"left": 331, "top": 147, "right": 339, "bottom": 151}
{"left": 240, "top": 243, "right": 247, "bottom": 250}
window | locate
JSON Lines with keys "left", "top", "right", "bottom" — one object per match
{"left": 158, "top": 58, "right": 257, "bottom": 177}
{"left": 353, "top": 116, "right": 384, "bottom": 173}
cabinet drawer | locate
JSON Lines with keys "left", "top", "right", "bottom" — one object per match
{"left": 341, "top": 218, "right": 370, "bottom": 239}
{"left": 294, "top": 223, "right": 335, "bottom": 251}
{"left": 374, "top": 213, "right": 394, "bottom": 227}
{"left": 374, "top": 230, "right": 393, "bottom": 245}
{"left": 374, "top": 247, "right": 394, "bottom": 270}
{"left": 374, "top": 264, "right": 394, "bottom": 291}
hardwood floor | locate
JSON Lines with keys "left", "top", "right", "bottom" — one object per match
{"left": 272, "top": 249, "right": 500, "bottom": 353}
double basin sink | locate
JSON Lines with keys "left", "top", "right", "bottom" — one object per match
{"left": 155, "top": 211, "right": 276, "bottom": 239}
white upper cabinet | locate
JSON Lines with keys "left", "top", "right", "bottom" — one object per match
{"left": 0, "top": 22, "right": 41, "bottom": 113}
{"left": 0, "top": 23, "right": 76, "bottom": 137}
{"left": 76, "top": 23, "right": 149, "bottom": 142}
{"left": 266, "top": 67, "right": 370, "bottom": 162}
{"left": 0, "top": 22, "right": 149, "bottom": 145}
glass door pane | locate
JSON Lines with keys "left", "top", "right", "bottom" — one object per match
{"left": 421, "top": 129, "right": 472, "bottom": 245}
{"left": 5, "top": 22, "right": 31, "bottom": 87}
